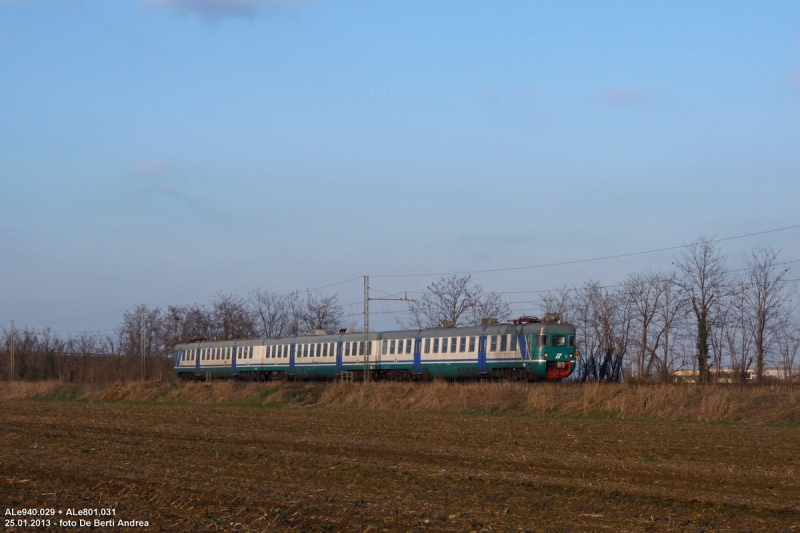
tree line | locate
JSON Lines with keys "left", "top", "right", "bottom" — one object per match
{"left": 1, "top": 238, "right": 798, "bottom": 383}
{"left": 541, "top": 240, "right": 799, "bottom": 383}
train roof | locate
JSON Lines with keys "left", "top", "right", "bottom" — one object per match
{"left": 174, "top": 321, "right": 575, "bottom": 349}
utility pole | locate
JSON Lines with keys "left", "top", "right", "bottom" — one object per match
{"left": 362, "top": 276, "right": 417, "bottom": 383}
{"left": 9, "top": 320, "right": 14, "bottom": 383}
{"left": 363, "top": 276, "right": 369, "bottom": 382}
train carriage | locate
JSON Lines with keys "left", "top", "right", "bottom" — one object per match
{"left": 172, "top": 316, "right": 578, "bottom": 381}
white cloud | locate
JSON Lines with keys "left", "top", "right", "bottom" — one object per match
{"left": 145, "top": 0, "right": 308, "bottom": 20}
{"left": 132, "top": 159, "right": 171, "bottom": 175}
{"left": 602, "top": 89, "right": 651, "bottom": 103}
{"left": 477, "top": 89, "right": 498, "bottom": 103}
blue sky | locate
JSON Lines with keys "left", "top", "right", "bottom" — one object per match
{"left": 2, "top": 0, "right": 799, "bottom": 333}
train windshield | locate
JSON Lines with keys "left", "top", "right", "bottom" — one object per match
{"left": 552, "top": 335, "right": 567, "bottom": 347}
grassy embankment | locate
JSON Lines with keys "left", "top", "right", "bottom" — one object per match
{"left": 1, "top": 380, "right": 798, "bottom": 424}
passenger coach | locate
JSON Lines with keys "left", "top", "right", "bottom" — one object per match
{"left": 172, "top": 315, "right": 577, "bottom": 381}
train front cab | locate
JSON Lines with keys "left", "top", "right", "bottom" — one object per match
{"left": 524, "top": 329, "right": 578, "bottom": 381}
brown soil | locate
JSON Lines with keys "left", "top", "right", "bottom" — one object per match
{"left": 1, "top": 389, "right": 798, "bottom": 532}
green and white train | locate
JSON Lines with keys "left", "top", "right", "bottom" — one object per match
{"left": 173, "top": 315, "right": 578, "bottom": 381}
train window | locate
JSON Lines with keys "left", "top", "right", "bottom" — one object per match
{"left": 424, "top": 338, "right": 431, "bottom": 354}
{"left": 500, "top": 335, "right": 507, "bottom": 351}
{"left": 469, "top": 337, "right": 475, "bottom": 352}
{"left": 398, "top": 339, "right": 404, "bottom": 353}
{"left": 226, "top": 348, "right": 231, "bottom": 360}
{"left": 552, "top": 335, "right": 566, "bottom": 347}
{"left": 568, "top": 335, "right": 575, "bottom": 347}
{"left": 511, "top": 335, "right": 517, "bottom": 351}
{"left": 490, "top": 336, "right": 497, "bottom": 352}
{"left": 537, "top": 335, "right": 549, "bottom": 347}
{"left": 441, "top": 338, "right": 448, "bottom": 353}
{"left": 304, "top": 344, "right": 309, "bottom": 358}
{"left": 388, "top": 340, "right": 393, "bottom": 355}
{"left": 406, "top": 340, "right": 412, "bottom": 354}
{"left": 382, "top": 340, "right": 388, "bottom": 355}
{"left": 433, "top": 338, "right": 439, "bottom": 353}
{"left": 323, "top": 344, "right": 328, "bottom": 357}
{"left": 345, "top": 342, "right": 350, "bottom": 356}
{"left": 330, "top": 343, "right": 335, "bottom": 356}
{"left": 459, "top": 337, "right": 466, "bottom": 353}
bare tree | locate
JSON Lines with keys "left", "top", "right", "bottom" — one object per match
{"left": 540, "top": 286, "right": 573, "bottom": 323}
{"left": 719, "top": 280, "right": 755, "bottom": 382}
{"left": 570, "top": 281, "right": 631, "bottom": 382}
{"left": 675, "top": 238, "right": 728, "bottom": 383}
{"left": 776, "top": 319, "right": 800, "bottom": 382}
{"left": 212, "top": 293, "right": 255, "bottom": 340}
{"left": 301, "top": 293, "right": 345, "bottom": 334}
{"left": 624, "top": 272, "right": 666, "bottom": 381}
{"left": 742, "top": 247, "right": 793, "bottom": 383}
{"left": 249, "top": 289, "right": 290, "bottom": 338}
{"left": 406, "top": 275, "right": 509, "bottom": 328}
{"left": 467, "top": 291, "right": 510, "bottom": 326}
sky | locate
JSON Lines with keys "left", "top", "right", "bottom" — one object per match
{"left": 1, "top": 0, "right": 799, "bottom": 335}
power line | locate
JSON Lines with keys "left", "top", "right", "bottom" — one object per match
{"left": 371, "top": 223, "right": 800, "bottom": 279}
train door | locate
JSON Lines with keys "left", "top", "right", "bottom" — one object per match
{"left": 231, "top": 345, "right": 237, "bottom": 373}
{"left": 175, "top": 349, "right": 183, "bottom": 368}
{"left": 478, "top": 335, "right": 488, "bottom": 373}
{"left": 195, "top": 348, "right": 200, "bottom": 374}
{"left": 413, "top": 338, "right": 422, "bottom": 374}
{"left": 336, "top": 342, "right": 343, "bottom": 373}
{"left": 517, "top": 334, "right": 529, "bottom": 360}
{"left": 289, "top": 344, "right": 296, "bottom": 375}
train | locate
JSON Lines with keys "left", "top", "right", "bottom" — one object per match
{"left": 172, "top": 314, "right": 578, "bottom": 381}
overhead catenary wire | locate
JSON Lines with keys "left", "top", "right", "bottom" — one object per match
{"left": 371, "top": 223, "right": 800, "bottom": 279}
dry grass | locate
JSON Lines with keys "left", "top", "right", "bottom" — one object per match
{"left": 1, "top": 380, "right": 798, "bottom": 424}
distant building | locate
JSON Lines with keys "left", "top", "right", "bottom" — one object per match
{"left": 670, "top": 367, "right": 797, "bottom": 383}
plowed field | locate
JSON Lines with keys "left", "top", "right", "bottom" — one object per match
{"left": 2, "top": 400, "right": 798, "bottom": 532}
